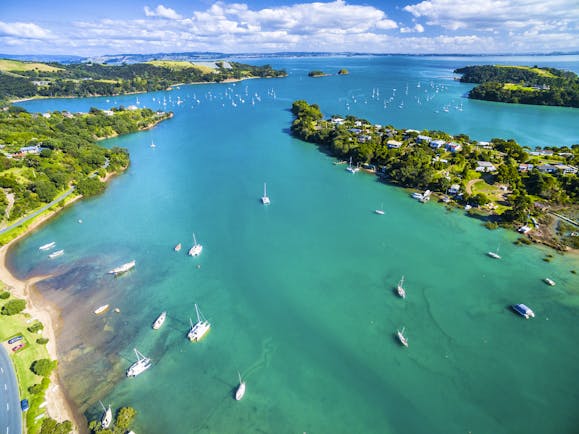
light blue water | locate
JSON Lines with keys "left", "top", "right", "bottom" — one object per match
{"left": 12, "top": 55, "right": 579, "bottom": 434}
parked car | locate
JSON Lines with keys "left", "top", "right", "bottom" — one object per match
{"left": 20, "top": 399, "right": 29, "bottom": 411}
{"left": 11, "top": 344, "right": 24, "bottom": 352}
{"left": 7, "top": 336, "right": 23, "bottom": 345}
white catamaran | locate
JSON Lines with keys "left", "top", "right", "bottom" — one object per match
{"left": 126, "top": 348, "right": 152, "bottom": 377}
{"left": 188, "top": 304, "right": 210, "bottom": 342}
{"left": 188, "top": 233, "right": 203, "bottom": 257}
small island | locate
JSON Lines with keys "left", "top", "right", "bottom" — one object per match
{"left": 290, "top": 100, "right": 579, "bottom": 251}
{"left": 0, "top": 59, "right": 287, "bottom": 103}
{"left": 308, "top": 70, "right": 328, "bottom": 78}
{"left": 337, "top": 69, "right": 349, "bottom": 75}
{"left": 454, "top": 65, "right": 579, "bottom": 108}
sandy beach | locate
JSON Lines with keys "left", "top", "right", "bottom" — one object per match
{"left": 0, "top": 205, "right": 85, "bottom": 432}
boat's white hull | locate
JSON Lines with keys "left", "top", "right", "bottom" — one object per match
{"left": 126, "top": 359, "right": 151, "bottom": 377}
{"left": 49, "top": 250, "right": 64, "bottom": 258}
{"left": 188, "top": 320, "right": 210, "bottom": 342}
{"left": 487, "top": 252, "right": 501, "bottom": 259}
{"left": 94, "top": 304, "right": 110, "bottom": 315}
{"left": 109, "top": 260, "right": 136, "bottom": 275}
{"left": 261, "top": 196, "right": 270, "bottom": 205}
{"left": 152, "top": 312, "right": 166, "bottom": 329}
{"left": 235, "top": 382, "right": 246, "bottom": 400}
{"left": 544, "top": 278, "right": 556, "bottom": 286}
{"left": 188, "top": 245, "right": 203, "bottom": 256}
{"left": 375, "top": 210, "right": 385, "bottom": 215}
{"left": 39, "top": 242, "right": 56, "bottom": 251}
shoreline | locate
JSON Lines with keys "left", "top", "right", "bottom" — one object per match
{"left": 0, "top": 198, "right": 89, "bottom": 432}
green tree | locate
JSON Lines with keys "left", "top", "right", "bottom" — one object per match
{"left": 115, "top": 406, "right": 137, "bottom": 431}
{"left": 39, "top": 418, "right": 72, "bottom": 434}
{"left": 1, "top": 299, "right": 26, "bottom": 315}
{"left": 31, "top": 358, "right": 57, "bottom": 377}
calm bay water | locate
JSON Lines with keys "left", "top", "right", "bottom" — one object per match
{"left": 11, "top": 55, "right": 579, "bottom": 433}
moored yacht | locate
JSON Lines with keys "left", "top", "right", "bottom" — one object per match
{"left": 261, "top": 182, "right": 270, "bottom": 205}
{"left": 126, "top": 348, "right": 152, "bottom": 377}
{"left": 188, "top": 233, "right": 203, "bottom": 256}
{"left": 94, "top": 304, "right": 110, "bottom": 315}
{"left": 152, "top": 311, "right": 167, "bottom": 330}
{"left": 346, "top": 156, "right": 359, "bottom": 173}
{"left": 512, "top": 303, "right": 535, "bottom": 319}
{"left": 174, "top": 243, "right": 182, "bottom": 252}
{"left": 39, "top": 241, "right": 56, "bottom": 251}
{"left": 235, "top": 372, "right": 246, "bottom": 401}
{"left": 100, "top": 402, "right": 112, "bottom": 429}
{"left": 188, "top": 303, "right": 210, "bottom": 342}
{"left": 109, "top": 260, "right": 136, "bottom": 275}
{"left": 544, "top": 278, "right": 556, "bottom": 286}
{"left": 48, "top": 249, "right": 64, "bottom": 259}
{"left": 395, "top": 276, "right": 406, "bottom": 299}
{"left": 396, "top": 327, "right": 408, "bottom": 347}
{"left": 487, "top": 246, "right": 501, "bottom": 259}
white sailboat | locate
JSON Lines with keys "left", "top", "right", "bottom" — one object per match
{"left": 126, "top": 348, "right": 152, "bottom": 377}
{"left": 39, "top": 241, "right": 56, "bottom": 251}
{"left": 346, "top": 156, "right": 359, "bottom": 173}
{"left": 48, "top": 249, "right": 64, "bottom": 259}
{"left": 188, "top": 233, "right": 203, "bottom": 257}
{"left": 235, "top": 371, "right": 246, "bottom": 401}
{"left": 487, "top": 246, "right": 501, "bottom": 259}
{"left": 174, "top": 243, "right": 182, "bottom": 252}
{"left": 108, "top": 260, "right": 136, "bottom": 275}
{"left": 94, "top": 304, "right": 110, "bottom": 315}
{"left": 261, "top": 182, "right": 270, "bottom": 205}
{"left": 187, "top": 303, "right": 210, "bottom": 342}
{"left": 100, "top": 401, "right": 112, "bottom": 429}
{"left": 375, "top": 203, "right": 384, "bottom": 215}
{"left": 152, "top": 311, "right": 167, "bottom": 330}
{"left": 396, "top": 276, "right": 406, "bottom": 299}
{"left": 397, "top": 327, "right": 408, "bottom": 347}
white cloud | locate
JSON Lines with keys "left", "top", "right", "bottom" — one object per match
{"left": 0, "top": 21, "right": 51, "bottom": 39}
{"left": 400, "top": 23, "right": 425, "bottom": 33}
{"left": 144, "top": 5, "right": 182, "bottom": 20}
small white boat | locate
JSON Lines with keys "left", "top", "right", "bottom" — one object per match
{"left": 544, "top": 278, "right": 556, "bottom": 286}
{"left": 487, "top": 247, "right": 501, "bottom": 259}
{"left": 174, "top": 243, "right": 182, "bottom": 252}
{"left": 39, "top": 242, "right": 56, "bottom": 251}
{"left": 235, "top": 371, "right": 246, "bottom": 401}
{"left": 261, "top": 182, "right": 270, "bottom": 205}
{"left": 109, "top": 260, "right": 136, "bottom": 275}
{"left": 188, "top": 304, "right": 210, "bottom": 342}
{"left": 152, "top": 311, "right": 167, "bottom": 330}
{"left": 48, "top": 249, "right": 64, "bottom": 259}
{"left": 411, "top": 192, "right": 423, "bottom": 200}
{"left": 346, "top": 156, "right": 359, "bottom": 173}
{"left": 375, "top": 203, "right": 384, "bottom": 215}
{"left": 188, "top": 233, "right": 203, "bottom": 257}
{"left": 150, "top": 140, "right": 156, "bottom": 148}
{"left": 512, "top": 303, "right": 535, "bottom": 319}
{"left": 397, "top": 327, "right": 408, "bottom": 347}
{"left": 126, "top": 348, "right": 152, "bottom": 377}
{"left": 396, "top": 276, "right": 406, "bottom": 299}
{"left": 100, "top": 402, "right": 112, "bottom": 429}
{"left": 94, "top": 304, "right": 110, "bottom": 315}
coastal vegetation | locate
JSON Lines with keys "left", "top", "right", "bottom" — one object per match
{"left": 308, "top": 70, "right": 327, "bottom": 77}
{"left": 290, "top": 100, "right": 579, "bottom": 250}
{"left": 0, "top": 59, "right": 287, "bottom": 103}
{"left": 88, "top": 406, "right": 137, "bottom": 433}
{"left": 0, "top": 283, "right": 72, "bottom": 433}
{"left": 338, "top": 69, "right": 349, "bottom": 75}
{"left": 455, "top": 65, "right": 579, "bottom": 108}
{"left": 0, "top": 106, "right": 171, "bottom": 244}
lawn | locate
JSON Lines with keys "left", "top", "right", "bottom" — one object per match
{"left": 496, "top": 65, "right": 557, "bottom": 78}
{"left": 147, "top": 60, "right": 215, "bottom": 73}
{"left": 503, "top": 83, "right": 536, "bottom": 92}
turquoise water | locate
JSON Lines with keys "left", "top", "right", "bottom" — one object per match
{"left": 11, "top": 55, "right": 579, "bottom": 434}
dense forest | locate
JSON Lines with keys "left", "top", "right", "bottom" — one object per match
{"left": 0, "top": 106, "right": 171, "bottom": 226}
{"left": 0, "top": 60, "right": 287, "bottom": 102}
{"left": 454, "top": 65, "right": 579, "bottom": 108}
{"left": 290, "top": 100, "right": 579, "bottom": 242}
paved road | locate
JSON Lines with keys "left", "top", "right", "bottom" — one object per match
{"left": 0, "top": 187, "right": 75, "bottom": 235}
{"left": 0, "top": 345, "right": 22, "bottom": 434}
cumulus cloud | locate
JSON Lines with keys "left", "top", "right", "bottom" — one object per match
{"left": 0, "top": 21, "right": 51, "bottom": 39}
{"left": 144, "top": 5, "right": 182, "bottom": 20}
{"left": 400, "top": 23, "right": 425, "bottom": 33}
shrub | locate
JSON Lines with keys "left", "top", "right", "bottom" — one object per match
{"left": 27, "top": 321, "right": 44, "bottom": 333}
{"left": 115, "top": 406, "right": 137, "bottom": 430}
{"left": 1, "top": 299, "right": 26, "bottom": 315}
{"left": 0, "top": 291, "right": 10, "bottom": 299}
{"left": 36, "top": 338, "right": 49, "bottom": 345}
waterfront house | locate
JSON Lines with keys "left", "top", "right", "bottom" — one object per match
{"left": 537, "top": 164, "right": 557, "bottom": 173}
{"left": 476, "top": 141, "right": 493, "bottom": 149}
{"left": 430, "top": 139, "right": 446, "bottom": 149}
{"left": 330, "top": 117, "right": 345, "bottom": 125}
{"left": 555, "top": 164, "right": 578, "bottom": 175}
{"left": 387, "top": 140, "right": 402, "bottom": 149}
{"left": 476, "top": 161, "right": 497, "bottom": 172}
{"left": 417, "top": 135, "right": 432, "bottom": 144}
{"left": 446, "top": 142, "right": 462, "bottom": 153}
{"left": 448, "top": 184, "right": 461, "bottom": 195}
{"left": 518, "top": 163, "right": 534, "bottom": 172}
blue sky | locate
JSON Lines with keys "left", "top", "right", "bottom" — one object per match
{"left": 1, "top": 0, "right": 578, "bottom": 56}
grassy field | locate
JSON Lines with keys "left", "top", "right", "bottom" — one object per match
{"left": 503, "top": 83, "right": 536, "bottom": 92}
{"left": 146, "top": 60, "right": 215, "bottom": 73}
{"left": 0, "top": 59, "right": 62, "bottom": 73}
{"left": 496, "top": 64, "right": 557, "bottom": 78}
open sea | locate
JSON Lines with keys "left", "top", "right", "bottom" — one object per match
{"left": 11, "top": 55, "right": 579, "bottom": 434}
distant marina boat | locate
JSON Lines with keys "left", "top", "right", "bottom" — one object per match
{"left": 109, "top": 260, "right": 136, "bottom": 275}
{"left": 375, "top": 203, "right": 385, "bottom": 215}
{"left": 235, "top": 371, "right": 246, "bottom": 401}
{"left": 39, "top": 242, "right": 56, "bottom": 251}
{"left": 152, "top": 311, "right": 167, "bottom": 330}
{"left": 544, "top": 278, "right": 556, "bottom": 286}
{"left": 396, "top": 276, "right": 406, "bottom": 299}
{"left": 346, "top": 156, "right": 359, "bottom": 173}
{"left": 174, "top": 243, "right": 182, "bottom": 252}
{"left": 396, "top": 327, "right": 408, "bottom": 347}
{"left": 261, "top": 182, "right": 270, "bottom": 205}
{"left": 94, "top": 304, "right": 110, "bottom": 315}
{"left": 188, "top": 233, "right": 203, "bottom": 257}
{"left": 126, "top": 348, "right": 152, "bottom": 377}
{"left": 150, "top": 140, "right": 156, "bottom": 148}
{"left": 48, "top": 249, "right": 64, "bottom": 259}
{"left": 512, "top": 303, "right": 535, "bottom": 319}
{"left": 187, "top": 303, "right": 210, "bottom": 342}
{"left": 487, "top": 247, "right": 501, "bottom": 259}
{"left": 100, "top": 402, "right": 112, "bottom": 429}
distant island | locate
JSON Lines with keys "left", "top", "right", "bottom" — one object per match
{"left": 0, "top": 105, "right": 171, "bottom": 244}
{"left": 0, "top": 59, "right": 287, "bottom": 104}
{"left": 290, "top": 100, "right": 579, "bottom": 251}
{"left": 454, "top": 65, "right": 579, "bottom": 108}
{"left": 308, "top": 70, "right": 328, "bottom": 78}
{"left": 337, "top": 69, "right": 349, "bottom": 75}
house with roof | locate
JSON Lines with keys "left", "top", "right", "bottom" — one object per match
{"left": 448, "top": 184, "right": 461, "bottom": 195}
{"left": 476, "top": 161, "right": 497, "bottom": 172}
{"left": 446, "top": 142, "right": 462, "bottom": 153}
{"left": 537, "top": 164, "right": 557, "bottom": 173}
{"left": 387, "top": 140, "right": 402, "bottom": 149}
{"left": 518, "top": 163, "right": 534, "bottom": 172}
{"left": 555, "top": 164, "right": 578, "bottom": 175}
{"left": 430, "top": 139, "right": 446, "bottom": 149}
{"left": 417, "top": 135, "right": 432, "bottom": 144}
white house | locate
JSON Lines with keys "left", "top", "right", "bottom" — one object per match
{"left": 387, "top": 140, "right": 402, "bottom": 149}
{"left": 476, "top": 161, "right": 497, "bottom": 172}
{"left": 448, "top": 184, "right": 461, "bottom": 194}
{"left": 537, "top": 164, "right": 557, "bottom": 173}
{"left": 555, "top": 164, "right": 578, "bottom": 175}
{"left": 430, "top": 139, "right": 446, "bottom": 149}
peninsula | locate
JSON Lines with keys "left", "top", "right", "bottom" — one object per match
{"left": 454, "top": 65, "right": 579, "bottom": 108}
{"left": 0, "top": 59, "right": 287, "bottom": 103}
{"left": 290, "top": 100, "right": 579, "bottom": 251}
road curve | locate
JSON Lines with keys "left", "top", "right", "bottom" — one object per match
{"left": 0, "top": 345, "right": 22, "bottom": 434}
